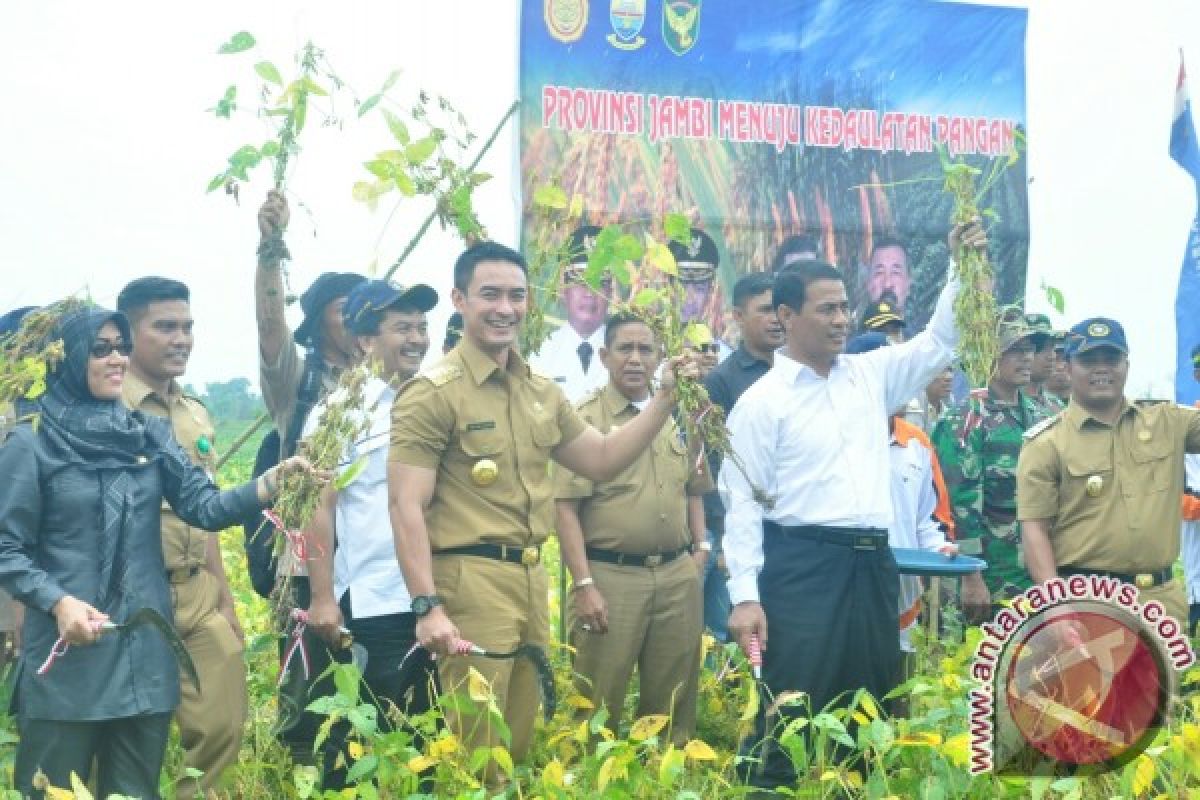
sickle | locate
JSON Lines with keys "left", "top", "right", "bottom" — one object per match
{"left": 102, "top": 607, "right": 201, "bottom": 695}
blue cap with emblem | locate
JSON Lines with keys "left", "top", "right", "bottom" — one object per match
{"left": 342, "top": 279, "right": 439, "bottom": 336}
{"left": 1064, "top": 317, "right": 1128, "bottom": 358}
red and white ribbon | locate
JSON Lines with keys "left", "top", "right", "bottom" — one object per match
{"left": 37, "top": 619, "right": 106, "bottom": 676}
{"left": 262, "top": 509, "right": 326, "bottom": 563}
{"left": 748, "top": 632, "right": 763, "bottom": 680}
{"left": 278, "top": 608, "right": 311, "bottom": 687}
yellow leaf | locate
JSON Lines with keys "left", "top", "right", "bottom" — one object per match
{"left": 543, "top": 758, "right": 565, "bottom": 788}
{"left": 846, "top": 770, "right": 863, "bottom": 789}
{"left": 347, "top": 740, "right": 363, "bottom": 760}
{"left": 569, "top": 193, "right": 584, "bottom": 219}
{"left": 629, "top": 714, "right": 669, "bottom": 741}
{"left": 565, "top": 694, "right": 595, "bottom": 710}
{"left": 860, "top": 694, "right": 880, "bottom": 721}
{"left": 684, "top": 322, "right": 713, "bottom": 347}
{"left": 941, "top": 673, "right": 962, "bottom": 692}
{"left": 820, "top": 770, "right": 839, "bottom": 782}
{"left": 407, "top": 754, "right": 437, "bottom": 773}
{"left": 895, "top": 732, "right": 943, "bottom": 747}
{"left": 740, "top": 682, "right": 760, "bottom": 722}
{"left": 467, "top": 666, "right": 492, "bottom": 702}
{"left": 683, "top": 738, "right": 718, "bottom": 761}
{"left": 597, "top": 755, "right": 616, "bottom": 791}
{"left": 70, "top": 772, "right": 94, "bottom": 800}
{"left": 942, "top": 733, "right": 970, "bottom": 767}
{"left": 851, "top": 711, "right": 869, "bottom": 726}
{"left": 491, "top": 746, "right": 515, "bottom": 778}
{"left": 428, "top": 734, "right": 458, "bottom": 759}
{"left": 642, "top": 236, "right": 678, "bottom": 276}
{"left": 1131, "top": 753, "right": 1155, "bottom": 797}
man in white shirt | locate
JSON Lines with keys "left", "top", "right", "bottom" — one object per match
{"left": 301, "top": 279, "right": 440, "bottom": 790}
{"left": 721, "top": 223, "right": 985, "bottom": 789}
{"left": 530, "top": 225, "right": 611, "bottom": 402}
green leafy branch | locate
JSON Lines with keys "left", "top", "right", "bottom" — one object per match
{"left": 522, "top": 180, "right": 586, "bottom": 358}
{"left": 0, "top": 297, "right": 90, "bottom": 413}
{"left": 354, "top": 89, "right": 491, "bottom": 247}
{"left": 207, "top": 33, "right": 346, "bottom": 198}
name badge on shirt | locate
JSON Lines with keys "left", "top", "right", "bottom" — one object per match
{"left": 466, "top": 420, "right": 496, "bottom": 432}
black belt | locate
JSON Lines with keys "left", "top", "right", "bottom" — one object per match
{"left": 585, "top": 544, "right": 691, "bottom": 568}
{"left": 434, "top": 543, "right": 541, "bottom": 567}
{"left": 1058, "top": 565, "right": 1173, "bottom": 590}
{"left": 763, "top": 521, "right": 889, "bottom": 551}
{"left": 166, "top": 565, "right": 201, "bottom": 584}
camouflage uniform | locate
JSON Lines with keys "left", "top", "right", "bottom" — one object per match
{"left": 932, "top": 387, "right": 1050, "bottom": 597}
{"left": 1028, "top": 386, "right": 1066, "bottom": 416}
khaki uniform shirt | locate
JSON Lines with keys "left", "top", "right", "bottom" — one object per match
{"left": 557, "top": 384, "right": 712, "bottom": 553}
{"left": 121, "top": 373, "right": 217, "bottom": 571}
{"left": 1017, "top": 399, "right": 1200, "bottom": 572}
{"left": 389, "top": 339, "right": 588, "bottom": 549}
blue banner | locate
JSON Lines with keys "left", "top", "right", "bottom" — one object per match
{"left": 521, "top": 0, "right": 1028, "bottom": 341}
{"left": 1171, "top": 59, "right": 1200, "bottom": 405}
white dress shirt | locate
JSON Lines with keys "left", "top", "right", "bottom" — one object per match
{"left": 303, "top": 377, "right": 412, "bottom": 618}
{"left": 1183, "top": 453, "right": 1200, "bottom": 605}
{"left": 529, "top": 323, "right": 608, "bottom": 403}
{"left": 889, "top": 426, "right": 952, "bottom": 651}
{"left": 719, "top": 270, "right": 960, "bottom": 606}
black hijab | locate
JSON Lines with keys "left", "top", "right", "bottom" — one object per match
{"left": 36, "top": 306, "right": 160, "bottom": 469}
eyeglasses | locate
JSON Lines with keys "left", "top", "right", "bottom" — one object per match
{"left": 90, "top": 340, "right": 133, "bottom": 359}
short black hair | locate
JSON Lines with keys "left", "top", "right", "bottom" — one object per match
{"left": 116, "top": 277, "right": 190, "bottom": 320}
{"left": 772, "top": 261, "right": 843, "bottom": 313}
{"left": 869, "top": 236, "right": 908, "bottom": 262}
{"left": 732, "top": 273, "right": 774, "bottom": 309}
{"left": 453, "top": 242, "right": 528, "bottom": 293}
{"left": 771, "top": 234, "right": 820, "bottom": 272}
{"left": 603, "top": 311, "right": 653, "bottom": 348}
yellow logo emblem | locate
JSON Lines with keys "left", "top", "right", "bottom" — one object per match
{"left": 1087, "top": 322, "right": 1110, "bottom": 337}
{"left": 545, "top": 0, "right": 588, "bottom": 44}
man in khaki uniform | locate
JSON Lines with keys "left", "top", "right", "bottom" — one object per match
{"left": 1018, "top": 317, "right": 1200, "bottom": 624}
{"left": 388, "top": 243, "right": 696, "bottom": 774}
{"left": 117, "top": 278, "right": 246, "bottom": 797}
{"left": 555, "top": 313, "right": 711, "bottom": 744}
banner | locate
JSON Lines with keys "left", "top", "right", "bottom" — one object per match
{"left": 1171, "top": 57, "right": 1200, "bottom": 406}
{"left": 520, "top": 0, "right": 1029, "bottom": 346}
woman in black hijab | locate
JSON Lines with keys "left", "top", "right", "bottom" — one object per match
{"left": 0, "top": 306, "right": 306, "bottom": 798}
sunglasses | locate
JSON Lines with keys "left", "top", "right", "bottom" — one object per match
{"left": 90, "top": 340, "right": 133, "bottom": 359}
{"left": 693, "top": 343, "right": 718, "bottom": 354}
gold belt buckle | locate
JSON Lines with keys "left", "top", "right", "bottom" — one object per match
{"left": 521, "top": 546, "right": 540, "bottom": 567}
{"left": 1134, "top": 573, "right": 1154, "bottom": 590}
{"left": 644, "top": 554, "right": 663, "bottom": 567}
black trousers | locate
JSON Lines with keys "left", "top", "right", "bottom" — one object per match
{"left": 15, "top": 712, "right": 172, "bottom": 799}
{"left": 743, "top": 530, "right": 901, "bottom": 789}
{"left": 277, "top": 577, "right": 343, "bottom": 762}
{"left": 320, "top": 595, "right": 439, "bottom": 790}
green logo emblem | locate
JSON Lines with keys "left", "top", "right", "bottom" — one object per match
{"left": 662, "top": 0, "right": 700, "bottom": 56}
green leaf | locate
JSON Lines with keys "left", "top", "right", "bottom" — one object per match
{"left": 394, "top": 172, "right": 415, "bottom": 197}
{"left": 533, "top": 184, "right": 568, "bottom": 210}
{"left": 227, "top": 144, "right": 261, "bottom": 170}
{"left": 383, "top": 110, "right": 410, "bottom": 144}
{"left": 1042, "top": 283, "right": 1065, "bottom": 314}
{"left": 347, "top": 703, "right": 378, "bottom": 736}
{"left": 405, "top": 136, "right": 438, "bottom": 166}
{"left": 333, "top": 663, "right": 360, "bottom": 704}
{"left": 358, "top": 93, "right": 382, "bottom": 118}
{"left": 299, "top": 75, "right": 329, "bottom": 97}
{"left": 260, "top": 140, "right": 280, "bottom": 157}
{"left": 469, "top": 171, "right": 493, "bottom": 186}
{"left": 491, "top": 746, "right": 514, "bottom": 778}
{"left": 632, "top": 288, "right": 661, "bottom": 308}
{"left": 206, "top": 174, "right": 228, "bottom": 193}
{"left": 217, "top": 31, "right": 256, "bottom": 55}
{"left": 254, "top": 61, "right": 283, "bottom": 86}
{"left": 613, "top": 233, "right": 643, "bottom": 261}
{"left": 346, "top": 753, "right": 379, "bottom": 783}
{"left": 363, "top": 160, "right": 393, "bottom": 180}
{"left": 376, "top": 149, "right": 408, "bottom": 165}
{"left": 664, "top": 212, "right": 691, "bottom": 244}
{"left": 381, "top": 69, "right": 402, "bottom": 93}
{"left": 334, "top": 455, "right": 369, "bottom": 490}
{"left": 211, "top": 85, "right": 237, "bottom": 119}
{"left": 293, "top": 93, "right": 308, "bottom": 133}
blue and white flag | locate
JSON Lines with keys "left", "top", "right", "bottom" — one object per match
{"left": 1171, "top": 54, "right": 1200, "bottom": 405}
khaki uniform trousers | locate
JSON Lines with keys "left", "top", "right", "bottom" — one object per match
{"left": 1141, "top": 579, "right": 1188, "bottom": 633}
{"left": 170, "top": 569, "right": 247, "bottom": 798}
{"left": 571, "top": 556, "right": 702, "bottom": 745}
{"left": 432, "top": 555, "right": 549, "bottom": 765}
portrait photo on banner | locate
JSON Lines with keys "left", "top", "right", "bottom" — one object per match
{"left": 521, "top": 0, "right": 1029, "bottom": 347}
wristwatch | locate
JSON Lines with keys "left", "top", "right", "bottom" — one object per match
{"left": 411, "top": 595, "right": 443, "bottom": 618}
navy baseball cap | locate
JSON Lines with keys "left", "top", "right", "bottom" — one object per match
{"left": 1064, "top": 317, "right": 1128, "bottom": 358}
{"left": 0, "top": 306, "right": 38, "bottom": 338}
{"left": 342, "top": 280, "right": 438, "bottom": 336}
{"left": 845, "top": 331, "right": 889, "bottom": 355}
{"left": 294, "top": 272, "right": 367, "bottom": 347}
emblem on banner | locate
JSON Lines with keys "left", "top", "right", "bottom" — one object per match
{"left": 662, "top": 0, "right": 700, "bottom": 56}
{"left": 545, "top": 0, "right": 588, "bottom": 44}
{"left": 607, "top": 0, "right": 646, "bottom": 50}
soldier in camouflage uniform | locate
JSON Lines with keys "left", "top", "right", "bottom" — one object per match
{"left": 1025, "top": 313, "right": 1066, "bottom": 415}
{"left": 932, "top": 311, "right": 1050, "bottom": 623}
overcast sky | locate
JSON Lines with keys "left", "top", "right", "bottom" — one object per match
{"left": 2, "top": 0, "right": 1198, "bottom": 398}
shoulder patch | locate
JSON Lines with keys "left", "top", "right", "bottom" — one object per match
{"left": 421, "top": 364, "right": 463, "bottom": 387}
{"left": 1023, "top": 413, "right": 1062, "bottom": 440}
